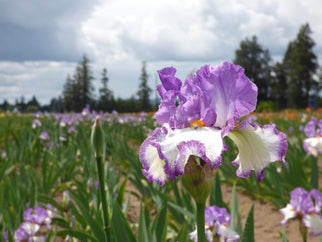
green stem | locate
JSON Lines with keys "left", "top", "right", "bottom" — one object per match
{"left": 299, "top": 219, "right": 307, "bottom": 242}
{"left": 196, "top": 202, "right": 206, "bottom": 242}
{"left": 96, "top": 156, "right": 111, "bottom": 242}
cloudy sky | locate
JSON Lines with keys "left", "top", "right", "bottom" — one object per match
{"left": 0, "top": 0, "right": 321, "bottom": 105}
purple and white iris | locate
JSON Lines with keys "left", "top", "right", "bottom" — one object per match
{"left": 139, "top": 62, "right": 287, "bottom": 185}
{"left": 303, "top": 118, "right": 322, "bottom": 157}
{"left": 189, "top": 205, "right": 240, "bottom": 242}
{"left": 5, "top": 206, "right": 53, "bottom": 242}
{"left": 280, "top": 187, "right": 322, "bottom": 236}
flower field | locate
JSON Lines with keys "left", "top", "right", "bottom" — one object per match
{"left": 0, "top": 107, "right": 321, "bottom": 241}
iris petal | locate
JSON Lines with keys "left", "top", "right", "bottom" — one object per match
{"left": 227, "top": 117, "right": 287, "bottom": 181}
{"left": 303, "top": 136, "right": 322, "bottom": 157}
{"left": 303, "top": 213, "right": 322, "bottom": 236}
{"left": 139, "top": 124, "right": 224, "bottom": 185}
{"left": 279, "top": 204, "right": 296, "bottom": 225}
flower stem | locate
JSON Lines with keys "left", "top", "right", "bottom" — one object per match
{"left": 196, "top": 202, "right": 206, "bottom": 242}
{"left": 96, "top": 156, "right": 111, "bottom": 242}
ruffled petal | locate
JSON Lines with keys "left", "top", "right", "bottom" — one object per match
{"left": 195, "top": 62, "right": 258, "bottom": 129}
{"left": 310, "top": 189, "right": 322, "bottom": 213}
{"left": 304, "top": 118, "right": 317, "bottom": 137}
{"left": 157, "top": 66, "right": 182, "bottom": 91}
{"left": 139, "top": 124, "right": 224, "bottom": 185}
{"left": 226, "top": 117, "right": 287, "bottom": 181}
{"left": 290, "top": 187, "right": 314, "bottom": 214}
{"left": 303, "top": 213, "right": 322, "bottom": 236}
{"left": 216, "top": 223, "right": 240, "bottom": 242}
{"left": 303, "top": 136, "right": 322, "bottom": 157}
{"left": 279, "top": 204, "right": 296, "bottom": 225}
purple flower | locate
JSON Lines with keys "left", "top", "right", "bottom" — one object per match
{"left": 280, "top": 187, "right": 322, "bottom": 236}
{"left": 303, "top": 118, "right": 322, "bottom": 157}
{"left": 139, "top": 62, "right": 287, "bottom": 185}
{"left": 68, "top": 125, "right": 76, "bottom": 133}
{"left": 39, "top": 131, "right": 49, "bottom": 140}
{"left": 32, "top": 119, "right": 42, "bottom": 129}
{"left": 189, "top": 205, "right": 240, "bottom": 242}
{"left": 82, "top": 107, "right": 91, "bottom": 116}
{"left": 23, "top": 206, "right": 51, "bottom": 226}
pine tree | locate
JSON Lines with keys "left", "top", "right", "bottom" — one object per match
{"left": 62, "top": 54, "right": 95, "bottom": 112}
{"left": 62, "top": 74, "right": 73, "bottom": 111}
{"left": 286, "top": 23, "right": 318, "bottom": 108}
{"left": 98, "top": 68, "right": 113, "bottom": 111}
{"left": 137, "top": 61, "right": 152, "bottom": 111}
{"left": 234, "top": 36, "right": 272, "bottom": 102}
{"left": 271, "top": 62, "right": 288, "bottom": 109}
{"left": 76, "top": 54, "right": 94, "bottom": 111}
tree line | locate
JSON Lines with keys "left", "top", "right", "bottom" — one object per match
{"left": 0, "top": 23, "right": 321, "bottom": 113}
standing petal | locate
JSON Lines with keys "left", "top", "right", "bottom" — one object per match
{"left": 227, "top": 117, "right": 287, "bottom": 181}
{"left": 304, "top": 118, "right": 317, "bottom": 137}
{"left": 194, "top": 62, "right": 258, "bottom": 130}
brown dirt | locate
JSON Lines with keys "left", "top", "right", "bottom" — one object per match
{"left": 125, "top": 182, "right": 320, "bottom": 242}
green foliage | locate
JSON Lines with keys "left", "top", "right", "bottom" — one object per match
{"left": 256, "top": 100, "right": 279, "bottom": 112}
{"left": 234, "top": 35, "right": 272, "bottom": 102}
{"left": 1, "top": 110, "right": 321, "bottom": 241}
{"left": 284, "top": 23, "right": 318, "bottom": 108}
{"left": 241, "top": 204, "right": 255, "bottom": 242}
{"left": 137, "top": 61, "right": 152, "bottom": 111}
{"left": 62, "top": 54, "right": 95, "bottom": 112}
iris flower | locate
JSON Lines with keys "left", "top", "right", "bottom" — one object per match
{"left": 280, "top": 187, "right": 322, "bottom": 236}
{"left": 189, "top": 206, "right": 240, "bottom": 241}
{"left": 189, "top": 205, "right": 240, "bottom": 242}
{"left": 303, "top": 118, "right": 322, "bottom": 157}
{"left": 139, "top": 62, "right": 287, "bottom": 185}
{"left": 5, "top": 206, "right": 53, "bottom": 242}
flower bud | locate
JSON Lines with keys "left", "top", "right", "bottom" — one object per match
{"left": 91, "top": 117, "right": 105, "bottom": 158}
{"left": 182, "top": 156, "right": 214, "bottom": 204}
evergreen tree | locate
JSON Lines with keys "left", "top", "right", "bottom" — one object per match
{"left": 271, "top": 62, "right": 288, "bottom": 109}
{"left": 27, "top": 96, "right": 40, "bottom": 108}
{"left": 76, "top": 54, "right": 94, "bottom": 111}
{"left": 234, "top": 36, "right": 272, "bottom": 102}
{"left": 62, "top": 54, "right": 94, "bottom": 112}
{"left": 137, "top": 61, "right": 152, "bottom": 111}
{"left": 62, "top": 74, "right": 73, "bottom": 111}
{"left": 98, "top": 68, "right": 113, "bottom": 111}
{"left": 285, "top": 23, "right": 318, "bottom": 108}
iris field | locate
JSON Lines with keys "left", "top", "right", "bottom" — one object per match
{"left": 0, "top": 108, "right": 321, "bottom": 241}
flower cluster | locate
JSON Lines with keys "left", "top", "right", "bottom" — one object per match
{"left": 139, "top": 62, "right": 287, "bottom": 185}
{"left": 280, "top": 187, "right": 322, "bottom": 236}
{"left": 303, "top": 117, "right": 322, "bottom": 157}
{"left": 189, "top": 205, "right": 240, "bottom": 242}
{"left": 4, "top": 205, "right": 55, "bottom": 242}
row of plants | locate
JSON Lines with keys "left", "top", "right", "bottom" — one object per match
{"left": 0, "top": 107, "right": 321, "bottom": 241}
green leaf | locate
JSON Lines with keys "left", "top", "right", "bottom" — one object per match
{"left": 230, "top": 182, "right": 242, "bottom": 235}
{"left": 138, "top": 204, "right": 150, "bottom": 242}
{"left": 311, "top": 158, "right": 319, "bottom": 189}
{"left": 116, "top": 176, "right": 128, "bottom": 207}
{"left": 210, "top": 172, "right": 224, "bottom": 207}
{"left": 167, "top": 201, "right": 194, "bottom": 220}
{"left": 241, "top": 204, "right": 255, "bottom": 242}
{"left": 151, "top": 205, "right": 167, "bottom": 242}
{"left": 56, "top": 230, "right": 96, "bottom": 241}
{"left": 111, "top": 200, "right": 136, "bottom": 242}
{"left": 69, "top": 191, "right": 105, "bottom": 241}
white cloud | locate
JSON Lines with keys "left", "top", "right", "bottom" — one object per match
{"left": 0, "top": 0, "right": 322, "bottom": 104}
